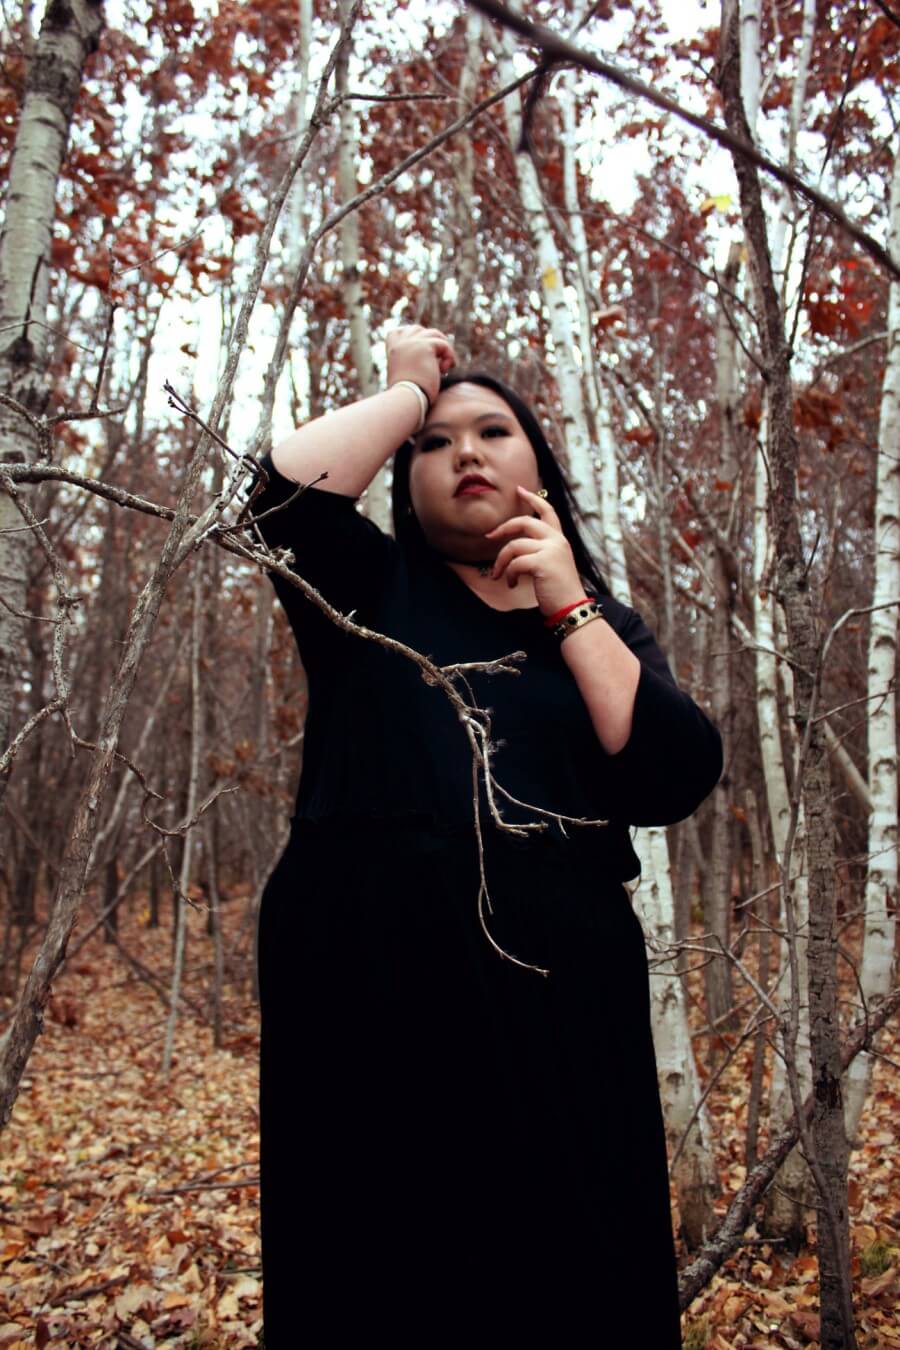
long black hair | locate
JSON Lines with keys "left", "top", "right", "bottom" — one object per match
{"left": 390, "top": 370, "right": 610, "bottom": 599}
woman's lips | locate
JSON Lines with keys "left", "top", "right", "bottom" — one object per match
{"left": 456, "top": 484, "right": 495, "bottom": 495}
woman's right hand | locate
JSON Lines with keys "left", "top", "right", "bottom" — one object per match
{"left": 386, "top": 325, "right": 456, "bottom": 406}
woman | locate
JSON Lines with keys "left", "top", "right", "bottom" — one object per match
{"left": 248, "top": 325, "right": 722, "bottom": 1347}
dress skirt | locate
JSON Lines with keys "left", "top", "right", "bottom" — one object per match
{"left": 258, "top": 817, "right": 683, "bottom": 1347}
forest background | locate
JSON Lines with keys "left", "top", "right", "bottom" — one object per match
{"left": 0, "top": 0, "right": 898, "bottom": 1347}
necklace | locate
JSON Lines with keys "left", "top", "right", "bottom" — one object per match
{"left": 434, "top": 552, "right": 495, "bottom": 577}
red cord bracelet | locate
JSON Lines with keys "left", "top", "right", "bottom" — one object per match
{"left": 544, "top": 597, "right": 590, "bottom": 628}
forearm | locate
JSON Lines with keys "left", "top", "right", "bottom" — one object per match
{"left": 559, "top": 615, "right": 641, "bottom": 755}
{"left": 270, "top": 384, "right": 423, "bottom": 497}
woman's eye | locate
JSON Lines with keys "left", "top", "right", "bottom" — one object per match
{"left": 482, "top": 426, "right": 508, "bottom": 439}
{"left": 420, "top": 436, "right": 448, "bottom": 452}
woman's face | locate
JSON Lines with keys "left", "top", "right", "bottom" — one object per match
{"left": 408, "top": 382, "right": 542, "bottom": 558}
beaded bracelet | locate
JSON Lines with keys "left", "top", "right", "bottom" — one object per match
{"left": 552, "top": 599, "right": 604, "bottom": 642}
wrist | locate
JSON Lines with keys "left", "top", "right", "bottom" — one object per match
{"left": 543, "top": 596, "right": 591, "bottom": 628}
{"left": 548, "top": 598, "right": 604, "bottom": 643}
{"left": 387, "top": 379, "right": 431, "bottom": 433}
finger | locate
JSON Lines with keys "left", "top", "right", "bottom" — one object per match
{"left": 516, "top": 484, "right": 561, "bottom": 524}
{"left": 490, "top": 538, "right": 543, "bottom": 579}
{"left": 500, "top": 551, "right": 544, "bottom": 588}
{"left": 431, "top": 337, "right": 455, "bottom": 362}
{"left": 418, "top": 327, "right": 453, "bottom": 344}
{"left": 484, "top": 516, "right": 550, "bottom": 540}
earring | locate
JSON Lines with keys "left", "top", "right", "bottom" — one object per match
{"left": 537, "top": 488, "right": 548, "bottom": 500}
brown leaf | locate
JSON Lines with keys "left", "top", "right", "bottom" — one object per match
{"left": 161, "top": 1290, "right": 192, "bottom": 1309}
{"left": 861, "top": 1266, "right": 897, "bottom": 1298}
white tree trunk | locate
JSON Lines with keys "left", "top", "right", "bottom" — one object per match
{"left": 769, "top": 0, "right": 816, "bottom": 308}
{"left": 274, "top": 0, "right": 314, "bottom": 453}
{"left": 740, "top": 0, "right": 814, "bottom": 1240}
{"left": 844, "top": 146, "right": 900, "bottom": 1141}
{"left": 498, "top": 43, "right": 600, "bottom": 537}
{"left": 452, "top": 10, "right": 482, "bottom": 361}
{"left": 738, "top": 0, "right": 762, "bottom": 134}
{"left": 0, "top": 0, "right": 105, "bottom": 801}
{"left": 336, "top": 0, "right": 388, "bottom": 530}
{"left": 558, "top": 72, "right": 718, "bottom": 1248}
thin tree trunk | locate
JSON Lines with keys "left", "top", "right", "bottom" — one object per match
{"left": 702, "top": 241, "right": 741, "bottom": 1033}
{"left": 102, "top": 854, "right": 119, "bottom": 942}
{"left": 162, "top": 562, "right": 203, "bottom": 1077}
{"left": 843, "top": 145, "right": 900, "bottom": 1142}
{"left": 498, "top": 42, "right": 600, "bottom": 532}
{"left": 206, "top": 808, "right": 225, "bottom": 1050}
{"left": 718, "top": 5, "right": 856, "bottom": 1343}
{"left": 737, "top": 0, "right": 814, "bottom": 1243}
{"left": 336, "top": 0, "right": 388, "bottom": 531}
{"left": 452, "top": 11, "right": 483, "bottom": 361}
{"left": 744, "top": 787, "right": 771, "bottom": 1168}
{"left": 149, "top": 850, "right": 161, "bottom": 929}
{"left": 558, "top": 68, "right": 717, "bottom": 1247}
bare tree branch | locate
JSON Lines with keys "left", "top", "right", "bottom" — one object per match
{"left": 679, "top": 982, "right": 900, "bottom": 1307}
{"left": 464, "top": 0, "right": 900, "bottom": 280}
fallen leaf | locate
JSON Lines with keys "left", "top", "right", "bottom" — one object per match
{"left": 862, "top": 1267, "right": 897, "bottom": 1298}
{"left": 789, "top": 1309, "right": 821, "bottom": 1338}
{"left": 161, "top": 1290, "right": 192, "bottom": 1309}
{"left": 114, "top": 1283, "right": 156, "bottom": 1320}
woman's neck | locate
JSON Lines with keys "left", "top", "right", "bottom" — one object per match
{"left": 443, "top": 560, "right": 538, "bottom": 611}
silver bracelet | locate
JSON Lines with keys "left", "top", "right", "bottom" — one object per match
{"left": 553, "top": 599, "right": 604, "bottom": 642}
{"left": 389, "top": 380, "right": 430, "bottom": 433}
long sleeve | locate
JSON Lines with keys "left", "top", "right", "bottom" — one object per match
{"left": 244, "top": 451, "right": 395, "bottom": 662}
{"left": 600, "top": 599, "right": 723, "bottom": 827}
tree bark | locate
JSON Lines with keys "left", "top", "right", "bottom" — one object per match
{"left": 557, "top": 67, "right": 717, "bottom": 1247}
{"left": 451, "top": 10, "right": 483, "bottom": 362}
{"left": 498, "top": 39, "right": 601, "bottom": 534}
{"left": 162, "top": 561, "right": 202, "bottom": 1077}
{"left": 738, "top": 0, "right": 815, "bottom": 1247}
{"left": 844, "top": 144, "right": 900, "bottom": 1143}
{"left": 0, "top": 0, "right": 105, "bottom": 804}
{"left": 680, "top": 984, "right": 900, "bottom": 1310}
{"left": 702, "top": 240, "right": 741, "bottom": 1032}
{"left": 336, "top": 0, "right": 389, "bottom": 532}
{"left": 718, "top": 4, "right": 855, "bottom": 1344}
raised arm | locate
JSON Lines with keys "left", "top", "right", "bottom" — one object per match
{"left": 270, "top": 325, "right": 456, "bottom": 497}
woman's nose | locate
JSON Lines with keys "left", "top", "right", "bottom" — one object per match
{"left": 455, "top": 435, "right": 482, "bottom": 466}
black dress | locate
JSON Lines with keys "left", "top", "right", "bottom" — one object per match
{"left": 249, "top": 456, "right": 722, "bottom": 1347}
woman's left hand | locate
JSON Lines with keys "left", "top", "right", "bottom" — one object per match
{"left": 484, "top": 486, "right": 586, "bottom": 618}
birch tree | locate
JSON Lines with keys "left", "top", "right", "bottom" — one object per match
{"left": 843, "top": 145, "right": 900, "bottom": 1141}
{"left": 557, "top": 71, "right": 718, "bottom": 1248}
{"left": 0, "top": 0, "right": 105, "bottom": 803}
{"left": 739, "top": 0, "right": 814, "bottom": 1246}
{"left": 450, "top": 10, "right": 483, "bottom": 361}
{"left": 497, "top": 37, "right": 600, "bottom": 539}
{"left": 335, "top": 0, "right": 389, "bottom": 531}
{"left": 719, "top": 2, "right": 856, "bottom": 1341}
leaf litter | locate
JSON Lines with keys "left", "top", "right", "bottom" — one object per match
{"left": 1, "top": 904, "right": 897, "bottom": 1348}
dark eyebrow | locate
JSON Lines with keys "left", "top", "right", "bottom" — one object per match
{"left": 417, "top": 412, "right": 514, "bottom": 435}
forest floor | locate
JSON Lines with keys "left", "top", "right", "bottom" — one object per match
{"left": 0, "top": 897, "right": 897, "bottom": 1349}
